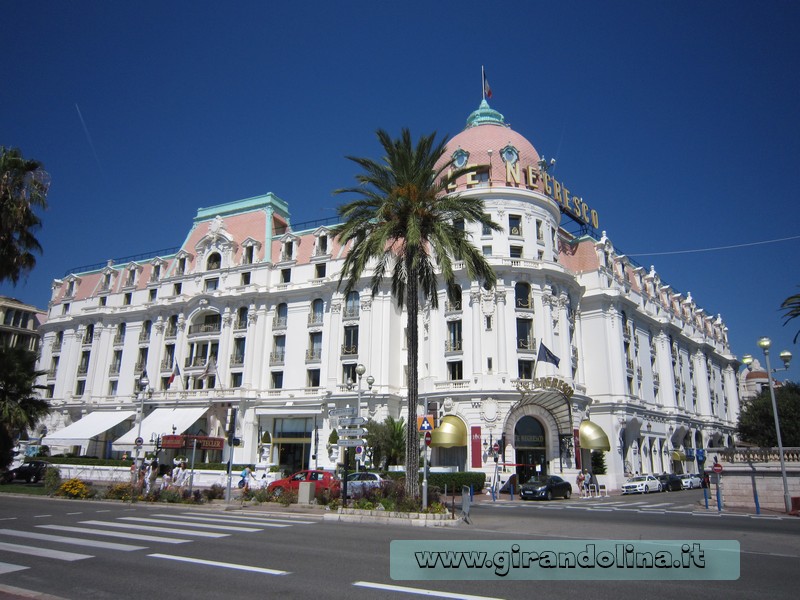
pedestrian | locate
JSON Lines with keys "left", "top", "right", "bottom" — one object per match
{"left": 582, "top": 469, "right": 592, "bottom": 495}
{"left": 576, "top": 470, "right": 586, "bottom": 495}
{"left": 239, "top": 465, "right": 255, "bottom": 493}
{"left": 145, "top": 459, "right": 158, "bottom": 495}
{"left": 172, "top": 462, "right": 187, "bottom": 489}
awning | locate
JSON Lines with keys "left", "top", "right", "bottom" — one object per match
{"left": 43, "top": 411, "right": 135, "bottom": 447}
{"left": 113, "top": 407, "right": 208, "bottom": 451}
{"left": 254, "top": 408, "right": 322, "bottom": 416}
{"left": 578, "top": 420, "right": 611, "bottom": 451}
{"left": 430, "top": 415, "right": 467, "bottom": 448}
{"left": 671, "top": 451, "right": 687, "bottom": 461}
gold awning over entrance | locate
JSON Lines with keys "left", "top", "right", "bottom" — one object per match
{"left": 430, "top": 415, "right": 467, "bottom": 448}
{"left": 671, "top": 451, "right": 687, "bottom": 461}
{"left": 578, "top": 420, "right": 611, "bottom": 451}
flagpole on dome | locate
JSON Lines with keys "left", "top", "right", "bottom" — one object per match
{"left": 481, "top": 65, "right": 485, "bottom": 101}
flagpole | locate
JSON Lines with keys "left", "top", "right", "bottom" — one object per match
{"left": 481, "top": 65, "right": 485, "bottom": 101}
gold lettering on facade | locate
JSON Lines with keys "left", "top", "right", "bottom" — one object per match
{"left": 465, "top": 164, "right": 479, "bottom": 186}
{"left": 505, "top": 161, "right": 520, "bottom": 185}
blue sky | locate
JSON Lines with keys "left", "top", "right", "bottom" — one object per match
{"left": 2, "top": 1, "right": 799, "bottom": 380}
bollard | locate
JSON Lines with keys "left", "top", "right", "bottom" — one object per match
{"left": 716, "top": 482, "right": 723, "bottom": 512}
{"left": 470, "top": 484, "right": 474, "bottom": 501}
{"left": 703, "top": 486, "right": 709, "bottom": 510}
{"left": 510, "top": 484, "right": 514, "bottom": 501}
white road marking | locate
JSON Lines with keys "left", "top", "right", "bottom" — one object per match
{"left": 148, "top": 553, "right": 289, "bottom": 575}
{"left": 0, "top": 529, "right": 145, "bottom": 551}
{"left": 0, "top": 562, "right": 28, "bottom": 575}
{"left": 79, "top": 520, "right": 228, "bottom": 538}
{"left": 33, "top": 515, "right": 52, "bottom": 518}
{"left": 66, "top": 512, "right": 83, "bottom": 515}
{"left": 0, "top": 541, "right": 92, "bottom": 561}
{"left": 0, "top": 518, "right": 18, "bottom": 522}
{"left": 118, "top": 517, "right": 261, "bottom": 532}
{"left": 39, "top": 524, "right": 189, "bottom": 544}
{"left": 154, "top": 514, "right": 291, "bottom": 527}
{"left": 354, "top": 581, "right": 505, "bottom": 599}
{"left": 179, "top": 512, "right": 318, "bottom": 525}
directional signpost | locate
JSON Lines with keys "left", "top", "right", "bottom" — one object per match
{"left": 329, "top": 407, "right": 358, "bottom": 419}
{"left": 337, "top": 427, "right": 366, "bottom": 438}
{"left": 337, "top": 438, "right": 366, "bottom": 447}
{"left": 338, "top": 417, "right": 366, "bottom": 427}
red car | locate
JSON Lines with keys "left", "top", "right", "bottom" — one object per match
{"left": 267, "top": 470, "right": 340, "bottom": 497}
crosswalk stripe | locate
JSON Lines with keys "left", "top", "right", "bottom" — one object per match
{"left": 0, "top": 562, "right": 28, "bottom": 574}
{"left": 0, "top": 529, "right": 145, "bottom": 552}
{"left": 118, "top": 517, "right": 262, "bottom": 533}
{"left": 79, "top": 520, "right": 228, "bottom": 538}
{"left": 0, "top": 541, "right": 92, "bottom": 561}
{"left": 641, "top": 503, "right": 672, "bottom": 508}
{"left": 38, "top": 525, "right": 190, "bottom": 544}
{"left": 148, "top": 553, "right": 289, "bottom": 575}
{"left": 154, "top": 514, "right": 291, "bottom": 528}
{"left": 177, "top": 512, "right": 318, "bottom": 525}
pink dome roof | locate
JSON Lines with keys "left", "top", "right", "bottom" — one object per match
{"left": 439, "top": 100, "right": 542, "bottom": 193}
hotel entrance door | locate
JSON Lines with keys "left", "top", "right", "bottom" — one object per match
{"left": 514, "top": 416, "right": 547, "bottom": 484}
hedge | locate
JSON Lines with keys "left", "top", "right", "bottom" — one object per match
{"left": 37, "top": 457, "right": 251, "bottom": 472}
{"left": 383, "top": 471, "right": 486, "bottom": 491}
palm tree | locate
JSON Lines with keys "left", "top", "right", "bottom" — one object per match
{"left": 0, "top": 346, "right": 49, "bottom": 469}
{"left": 365, "top": 416, "right": 406, "bottom": 470}
{"left": 0, "top": 147, "right": 50, "bottom": 285}
{"left": 333, "top": 128, "right": 500, "bottom": 499}
{"left": 781, "top": 287, "right": 800, "bottom": 342}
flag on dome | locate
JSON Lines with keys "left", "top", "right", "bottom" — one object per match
{"left": 537, "top": 343, "right": 560, "bottom": 367}
{"left": 482, "top": 67, "right": 492, "bottom": 99}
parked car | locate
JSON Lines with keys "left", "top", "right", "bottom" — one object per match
{"left": 680, "top": 473, "right": 703, "bottom": 489}
{"left": 657, "top": 473, "right": 684, "bottom": 492}
{"left": 621, "top": 475, "right": 662, "bottom": 494}
{"left": 345, "top": 472, "right": 385, "bottom": 498}
{"left": 519, "top": 475, "right": 572, "bottom": 501}
{"left": 267, "top": 469, "right": 340, "bottom": 497}
{"left": 2, "top": 460, "right": 51, "bottom": 484}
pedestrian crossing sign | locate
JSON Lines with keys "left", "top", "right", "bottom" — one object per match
{"left": 417, "top": 415, "right": 434, "bottom": 431}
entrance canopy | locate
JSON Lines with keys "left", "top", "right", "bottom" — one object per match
{"left": 578, "top": 420, "right": 611, "bottom": 451}
{"left": 113, "top": 407, "right": 207, "bottom": 452}
{"left": 671, "top": 450, "right": 687, "bottom": 462}
{"left": 43, "top": 411, "right": 135, "bottom": 447}
{"left": 515, "top": 380, "right": 573, "bottom": 439}
{"left": 431, "top": 416, "right": 467, "bottom": 448}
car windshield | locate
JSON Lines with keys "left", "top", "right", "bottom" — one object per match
{"left": 525, "top": 476, "right": 549, "bottom": 485}
{"left": 629, "top": 476, "right": 648, "bottom": 482}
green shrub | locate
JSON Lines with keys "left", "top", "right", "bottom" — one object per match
{"left": 57, "top": 478, "right": 93, "bottom": 499}
{"left": 202, "top": 484, "right": 225, "bottom": 501}
{"left": 43, "top": 466, "right": 61, "bottom": 495}
{"left": 104, "top": 482, "right": 135, "bottom": 501}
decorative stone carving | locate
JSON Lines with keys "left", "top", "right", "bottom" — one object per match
{"left": 481, "top": 397, "right": 499, "bottom": 423}
{"left": 331, "top": 302, "right": 342, "bottom": 314}
{"left": 360, "top": 299, "right": 372, "bottom": 312}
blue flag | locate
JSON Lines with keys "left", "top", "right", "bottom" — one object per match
{"left": 537, "top": 343, "right": 560, "bottom": 367}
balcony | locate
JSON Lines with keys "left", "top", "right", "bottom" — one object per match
{"left": 444, "top": 301, "right": 462, "bottom": 314}
{"left": 341, "top": 344, "right": 358, "bottom": 357}
{"left": 164, "top": 326, "right": 177, "bottom": 339}
{"left": 342, "top": 307, "right": 359, "bottom": 320}
{"left": 270, "top": 350, "right": 285, "bottom": 365}
{"left": 515, "top": 297, "right": 533, "bottom": 310}
{"left": 626, "top": 358, "right": 635, "bottom": 374}
{"left": 81, "top": 335, "right": 94, "bottom": 346}
{"left": 149, "top": 273, "right": 160, "bottom": 283}
{"left": 234, "top": 319, "right": 247, "bottom": 331}
{"left": 184, "top": 356, "right": 206, "bottom": 368}
{"left": 308, "top": 313, "right": 324, "bottom": 326}
{"left": 188, "top": 322, "right": 221, "bottom": 336}
{"left": 653, "top": 373, "right": 660, "bottom": 386}
{"left": 273, "top": 316, "right": 288, "bottom": 330}
{"left": 109, "top": 364, "right": 121, "bottom": 376}
{"left": 134, "top": 361, "right": 145, "bottom": 374}
{"left": 517, "top": 338, "right": 536, "bottom": 351}
{"left": 77, "top": 364, "right": 89, "bottom": 375}
{"left": 444, "top": 340, "right": 463, "bottom": 353}
{"left": 230, "top": 354, "right": 245, "bottom": 367}
{"left": 305, "top": 348, "right": 322, "bottom": 362}
{"left": 138, "top": 330, "right": 151, "bottom": 343}
{"left": 113, "top": 334, "right": 125, "bottom": 346}
{"left": 51, "top": 340, "right": 62, "bottom": 352}
{"left": 313, "top": 246, "right": 329, "bottom": 257}
{"left": 160, "top": 358, "right": 173, "bottom": 370}
{"left": 46, "top": 369, "right": 57, "bottom": 380}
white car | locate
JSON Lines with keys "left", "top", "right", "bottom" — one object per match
{"left": 345, "top": 472, "right": 385, "bottom": 498}
{"left": 621, "top": 475, "right": 662, "bottom": 494}
{"left": 680, "top": 474, "right": 702, "bottom": 489}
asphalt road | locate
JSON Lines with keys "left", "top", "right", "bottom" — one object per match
{"left": 0, "top": 492, "right": 798, "bottom": 600}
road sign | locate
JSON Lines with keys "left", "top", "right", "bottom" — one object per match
{"left": 134, "top": 437, "right": 144, "bottom": 448}
{"left": 337, "top": 417, "right": 366, "bottom": 427}
{"left": 337, "top": 427, "right": 366, "bottom": 437}
{"left": 329, "top": 407, "right": 357, "bottom": 418}
{"left": 417, "top": 415, "right": 434, "bottom": 431}
{"left": 424, "top": 431, "right": 432, "bottom": 447}
{"left": 337, "top": 439, "right": 365, "bottom": 447}
{"left": 712, "top": 463, "right": 723, "bottom": 474}
{"left": 355, "top": 446, "right": 363, "bottom": 454}
{"left": 493, "top": 442, "right": 500, "bottom": 453}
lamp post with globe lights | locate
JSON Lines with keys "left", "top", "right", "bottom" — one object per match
{"left": 742, "top": 338, "right": 793, "bottom": 513}
{"left": 344, "top": 363, "right": 373, "bottom": 506}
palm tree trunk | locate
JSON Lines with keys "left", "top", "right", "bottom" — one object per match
{"left": 405, "top": 265, "right": 420, "bottom": 500}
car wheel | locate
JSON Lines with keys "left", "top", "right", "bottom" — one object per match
{"left": 643, "top": 485, "right": 648, "bottom": 494}
{"left": 31, "top": 475, "right": 40, "bottom": 484}
{"left": 688, "top": 481, "right": 693, "bottom": 489}
{"left": 546, "top": 490, "right": 553, "bottom": 501}
{"left": 564, "top": 488, "right": 571, "bottom": 499}
{"left": 271, "top": 487, "right": 284, "bottom": 497}
{"left": 657, "top": 484, "right": 663, "bottom": 492}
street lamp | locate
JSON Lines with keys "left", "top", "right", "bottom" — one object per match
{"left": 742, "top": 338, "right": 793, "bottom": 513}
{"left": 130, "top": 372, "right": 151, "bottom": 497}
{"left": 343, "top": 363, "right": 371, "bottom": 506}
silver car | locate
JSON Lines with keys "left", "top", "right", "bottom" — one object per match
{"left": 680, "top": 474, "right": 702, "bottom": 489}
{"left": 345, "top": 472, "right": 385, "bottom": 498}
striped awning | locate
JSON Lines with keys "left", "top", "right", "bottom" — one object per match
{"left": 430, "top": 416, "right": 467, "bottom": 448}
{"left": 578, "top": 420, "right": 611, "bottom": 451}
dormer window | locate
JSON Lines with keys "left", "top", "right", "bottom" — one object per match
{"left": 176, "top": 257, "right": 186, "bottom": 275}
{"left": 101, "top": 272, "right": 112, "bottom": 291}
{"left": 150, "top": 263, "right": 161, "bottom": 283}
{"left": 66, "top": 280, "right": 76, "bottom": 297}
{"left": 243, "top": 245, "right": 254, "bottom": 265}
{"left": 282, "top": 241, "right": 294, "bottom": 262}
{"left": 317, "top": 235, "right": 328, "bottom": 256}
{"left": 206, "top": 252, "right": 221, "bottom": 271}
{"left": 125, "top": 269, "right": 136, "bottom": 287}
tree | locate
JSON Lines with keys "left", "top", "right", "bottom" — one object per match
{"left": 737, "top": 382, "right": 800, "bottom": 447}
{"left": 0, "top": 346, "right": 49, "bottom": 469}
{"left": 0, "top": 147, "right": 50, "bottom": 285}
{"left": 364, "top": 416, "right": 406, "bottom": 470}
{"left": 781, "top": 287, "right": 800, "bottom": 343}
{"left": 334, "top": 129, "right": 500, "bottom": 499}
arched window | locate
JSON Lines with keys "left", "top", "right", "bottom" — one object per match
{"left": 515, "top": 282, "right": 532, "bottom": 309}
{"left": 274, "top": 303, "right": 288, "bottom": 328}
{"left": 344, "top": 291, "right": 359, "bottom": 319}
{"left": 206, "top": 252, "right": 221, "bottom": 271}
{"left": 310, "top": 299, "right": 324, "bottom": 325}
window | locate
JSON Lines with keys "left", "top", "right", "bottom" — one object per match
{"left": 307, "top": 369, "right": 321, "bottom": 388}
{"left": 342, "top": 325, "right": 359, "bottom": 355}
{"left": 447, "top": 361, "right": 463, "bottom": 381}
{"left": 487, "top": 357, "right": 493, "bottom": 372}
{"left": 75, "top": 380, "right": 86, "bottom": 396}
{"left": 482, "top": 245, "right": 492, "bottom": 256}
{"left": 110, "top": 349, "right": 123, "bottom": 375}
{"left": 173, "top": 283, "right": 182, "bottom": 296}
{"left": 241, "top": 272, "right": 251, "bottom": 285}
{"left": 482, "top": 222, "right": 492, "bottom": 237}
{"left": 45, "top": 385, "right": 54, "bottom": 399}
{"left": 510, "top": 245, "right": 523, "bottom": 258}
{"left": 78, "top": 351, "right": 90, "bottom": 374}
{"left": 518, "top": 359, "right": 534, "bottom": 379}
{"left": 204, "top": 278, "right": 219, "bottom": 292}
{"left": 344, "top": 291, "right": 360, "bottom": 319}
{"left": 83, "top": 324, "right": 94, "bottom": 345}
{"left": 151, "top": 264, "right": 161, "bottom": 282}
{"left": 115, "top": 323, "right": 126, "bottom": 344}
{"left": 446, "top": 287, "right": 462, "bottom": 312}
{"left": 536, "top": 220, "right": 543, "bottom": 242}
{"left": 281, "top": 268, "right": 291, "bottom": 283}
{"left": 272, "top": 335, "right": 286, "bottom": 363}
{"left": 236, "top": 306, "right": 248, "bottom": 329}
{"left": 283, "top": 241, "right": 294, "bottom": 261}
{"left": 232, "top": 337, "right": 246, "bottom": 366}
{"left": 516, "top": 318, "right": 534, "bottom": 350}
{"left": 207, "top": 252, "right": 221, "bottom": 270}
{"left": 343, "top": 363, "right": 357, "bottom": 384}
{"left": 123, "top": 293, "right": 132, "bottom": 306}
{"left": 125, "top": 269, "right": 136, "bottom": 287}
{"left": 515, "top": 282, "right": 532, "bottom": 309}
{"left": 63, "top": 303, "right": 70, "bottom": 315}
{"left": 317, "top": 235, "right": 328, "bottom": 256}
{"left": 485, "top": 315, "right": 493, "bottom": 331}
{"left": 108, "top": 380, "right": 118, "bottom": 396}
{"left": 243, "top": 245, "right": 254, "bottom": 265}
{"left": 231, "top": 372, "right": 243, "bottom": 388}
{"left": 315, "top": 263, "right": 326, "bottom": 279}
{"left": 446, "top": 320, "right": 462, "bottom": 352}
{"left": 148, "top": 288, "right": 157, "bottom": 302}
{"left": 66, "top": 280, "right": 75, "bottom": 297}
{"left": 309, "top": 298, "right": 324, "bottom": 325}
{"left": 274, "top": 303, "right": 288, "bottom": 328}
{"left": 307, "top": 332, "right": 322, "bottom": 361}
{"left": 99, "top": 296, "right": 107, "bottom": 307}
{"left": 271, "top": 371, "right": 284, "bottom": 389}
{"left": 509, "top": 215, "right": 522, "bottom": 236}
{"left": 176, "top": 257, "right": 186, "bottom": 275}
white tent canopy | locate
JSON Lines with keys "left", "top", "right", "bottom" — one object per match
{"left": 112, "top": 407, "right": 208, "bottom": 452}
{"left": 42, "top": 411, "right": 135, "bottom": 447}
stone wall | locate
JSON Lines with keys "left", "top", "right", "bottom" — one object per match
{"left": 717, "top": 448, "right": 800, "bottom": 513}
